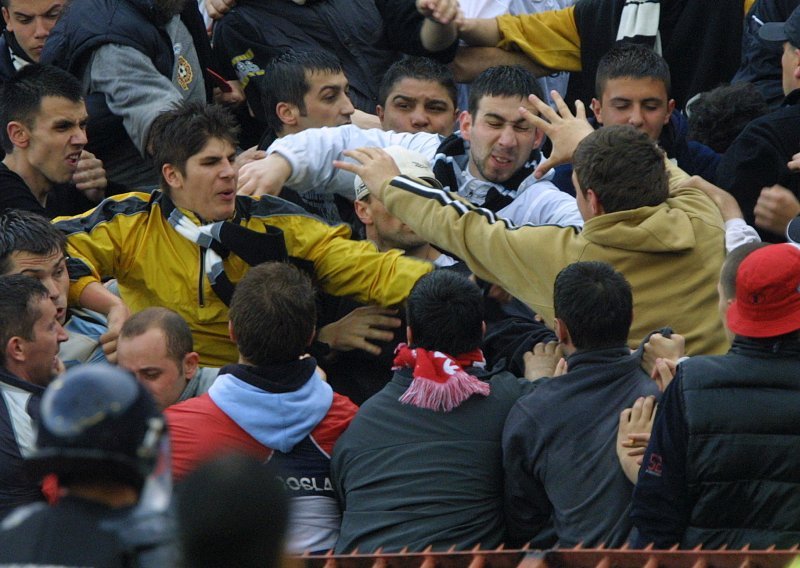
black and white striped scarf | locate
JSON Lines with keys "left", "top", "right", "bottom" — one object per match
{"left": 617, "top": 0, "right": 662, "bottom": 53}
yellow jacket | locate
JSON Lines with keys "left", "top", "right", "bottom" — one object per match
{"left": 55, "top": 191, "right": 431, "bottom": 366}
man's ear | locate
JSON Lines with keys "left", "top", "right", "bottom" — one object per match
{"left": 5, "top": 336, "right": 25, "bottom": 364}
{"left": 162, "top": 163, "right": 183, "bottom": 191}
{"left": 533, "top": 127, "right": 545, "bottom": 149}
{"left": 458, "top": 110, "right": 473, "bottom": 142}
{"left": 590, "top": 98, "right": 603, "bottom": 125}
{"left": 276, "top": 102, "right": 299, "bottom": 127}
{"left": 554, "top": 317, "right": 570, "bottom": 344}
{"left": 7, "top": 122, "right": 30, "bottom": 149}
{"left": 664, "top": 99, "right": 676, "bottom": 124}
{"left": 586, "top": 188, "right": 605, "bottom": 216}
{"left": 354, "top": 199, "right": 373, "bottom": 225}
{"left": 182, "top": 352, "right": 200, "bottom": 381}
{"left": 376, "top": 104, "right": 385, "bottom": 123}
{"left": 227, "top": 320, "right": 237, "bottom": 343}
{"left": 406, "top": 326, "right": 413, "bottom": 345}
{"left": 1, "top": 7, "right": 10, "bottom": 27}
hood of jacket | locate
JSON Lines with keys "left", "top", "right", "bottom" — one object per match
{"left": 581, "top": 202, "right": 697, "bottom": 253}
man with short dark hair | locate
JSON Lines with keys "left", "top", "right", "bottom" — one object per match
{"left": 254, "top": 51, "right": 355, "bottom": 148}
{"left": 552, "top": 44, "right": 720, "bottom": 194}
{"left": 376, "top": 56, "right": 458, "bottom": 136}
{"left": 632, "top": 243, "right": 800, "bottom": 549}
{"left": 240, "top": 65, "right": 582, "bottom": 227}
{"left": 503, "top": 261, "right": 660, "bottom": 548}
{"left": 331, "top": 270, "right": 536, "bottom": 553}
{"left": 0, "top": 274, "right": 67, "bottom": 519}
{"left": 0, "top": 0, "right": 62, "bottom": 77}
{"left": 166, "top": 262, "right": 358, "bottom": 553}
{"left": 0, "top": 210, "right": 124, "bottom": 367}
{"left": 336, "top": 115, "right": 729, "bottom": 356}
{"left": 250, "top": 50, "right": 356, "bottom": 223}
{"left": 117, "top": 307, "right": 218, "bottom": 411}
{"left": 0, "top": 64, "right": 92, "bottom": 215}
{"left": 54, "top": 101, "right": 430, "bottom": 367}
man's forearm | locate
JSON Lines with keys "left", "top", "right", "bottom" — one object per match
{"left": 78, "top": 281, "right": 127, "bottom": 315}
{"left": 458, "top": 18, "right": 501, "bottom": 46}
{"left": 420, "top": 19, "right": 459, "bottom": 52}
{"left": 451, "top": 46, "right": 550, "bottom": 82}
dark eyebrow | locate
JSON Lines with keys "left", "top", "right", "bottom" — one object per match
{"left": 319, "top": 86, "right": 342, "bottom": 96}
{"left": 484, "top": 112, "right": 528, "bottom": 125}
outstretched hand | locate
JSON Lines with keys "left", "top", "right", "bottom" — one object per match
{"left": 518, "top": 90, "right": 593, "bottom": 179}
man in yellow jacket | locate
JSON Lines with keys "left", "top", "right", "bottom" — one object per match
{"left": 54, "top": 102, "right": 431, "bottom": 366}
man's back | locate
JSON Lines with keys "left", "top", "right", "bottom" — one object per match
{"left": 633, "top": 339, "right": 800, "bottom": 549}
{"left": 503, "top": 348, "right": 660, "bottom": 547}
{"left": 331, "top": 368, "right": 533, "bottom": 553}
{"left": 0, "top": 496, "right": 175, "bottom": 566}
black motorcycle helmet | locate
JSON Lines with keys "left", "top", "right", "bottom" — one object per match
{"left": 26, "top": 363, "right": 166, "bottom": 493}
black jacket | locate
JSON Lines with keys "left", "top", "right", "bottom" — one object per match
{"left": 716, "top": 89, "right": 800, "bottom": 241}
{"left": 632, "top": 338, "right": 800, "bottom": 549}
{"left": 211, "top": 0, "right": 457, "bottom": 114}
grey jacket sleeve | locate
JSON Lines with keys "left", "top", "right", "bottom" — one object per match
{"left": 88, "top": 44, "right": 184, "bottom": 154}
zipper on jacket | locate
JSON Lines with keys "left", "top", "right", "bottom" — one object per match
{"left": 198, "top": 250, "right": 205, "bottom": 307}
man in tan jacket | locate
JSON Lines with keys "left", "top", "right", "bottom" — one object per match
{"left": 335, "top": 95, "right": 728, "bottom": 356}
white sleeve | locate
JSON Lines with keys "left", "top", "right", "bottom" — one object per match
{"left": 725, "top": 218, "right": 761, "bottom": 253}
{"left": 266, "top": 126, "right": 442, "bottom": 195}
{"left": 498, "top": 180, "right": 584, "bottom": 227}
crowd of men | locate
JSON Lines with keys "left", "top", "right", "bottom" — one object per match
{"left": 1, "top": 0, "right": 800, "bottom": 564}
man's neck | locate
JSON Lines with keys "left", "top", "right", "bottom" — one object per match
{"left": 2, "top": 154, "right": 51, "bottom": 206}
{"left": 405, "top": 243, "right": 441, "bottom": 263}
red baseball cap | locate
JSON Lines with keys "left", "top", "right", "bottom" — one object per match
{"left": 727, "top": 244, "right": 800, "bottom": 337}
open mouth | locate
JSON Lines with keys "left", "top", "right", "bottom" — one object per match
{"left": 66, "top": 152, "right": 81, "bottom": 169}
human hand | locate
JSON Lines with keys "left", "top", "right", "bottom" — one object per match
{"left": 72, "top": 150, "right": 107, "bottom": 202}
{"left": 100, "top": 302, "right": 131, "bottom": 364}
{"left": 54, "top": 356, "right": 66, "bottom": 377}
{"left": 206, "top": 0, "right": 236, "bottom": 19}
{"left": 642, "top": 332, "right": 685, "bottom": 376}
{"left": 213, "top": 80, "right": 245, "bottom": 107}
{"left": 650, "top": 357, "right": 677, "bottom": 392}
{"left": 523, "top": 340, "right": 563, "bottom": 381}
{"left": 234, "top": 146, "right": 266, "bottom": 175}
{"left": 680, "top": 175, "right": 744, "bottom": 222}
{"left": 617, "top": 395, "right": 657, "bottom": 483}
{"left": 333, "top": 147, "right": 401, "bottom": 201}
{"left": 317, "top": 306, "right": 401, "bottom": 356}
{"left": 417, "top": 0, "right": 461, "bottom": 25}
{"left": 517, "top": 90, "right": 593, "bottom": 179}
{"left": 788, "top": 152, "right": 800, "bottom": 172}
{"left": 237, "top": 153, "right": 291, "bottom": 197}
{"left": 754, "top": 185, "right": 800, "bottom": 236}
